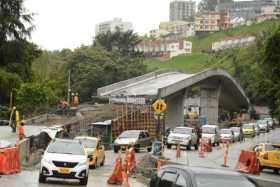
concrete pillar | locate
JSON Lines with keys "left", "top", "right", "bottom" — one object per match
{"left": 200, "top": 88, "right": 219, "bottom": 125}
{"left": 166, "top": 91, "right": 185, "bottom": 129}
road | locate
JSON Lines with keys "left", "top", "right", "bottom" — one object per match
{"left": 1, "top": 126, "right": 280, "bottom": 186}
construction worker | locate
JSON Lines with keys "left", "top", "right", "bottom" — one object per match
{"left": 19, "top": 120, "right": 25, "bottom": 140}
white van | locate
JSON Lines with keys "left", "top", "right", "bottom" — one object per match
{"left": 201, "top": 125, "right": 220, "bottom": 146}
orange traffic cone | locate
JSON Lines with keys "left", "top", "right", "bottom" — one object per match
{"left": 122, "top": 171, "right": 130, "bottom": 187}
{"left": 107, "top": 154, "right": 123, "bottom": 185}
{"left": 222, "top": 141, "right": 229, "bottom": 167}
{"left": 199, "top": 139, "right": 205, "bottom": 158}
{"left": 176, "top": 143, "right": 181, "bottom": 159}
{"left": 157, "top": 159, "right": 161, "bottom": 171}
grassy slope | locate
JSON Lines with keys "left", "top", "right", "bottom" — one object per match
{"left": 144, "top": 20, "right": 280, "bottom": 74}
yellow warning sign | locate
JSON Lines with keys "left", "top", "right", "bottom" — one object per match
{"left": 152, "top": 99, "right": 167, "bottom": 114}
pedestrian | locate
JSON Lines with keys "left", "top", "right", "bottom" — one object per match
{"left": 19, "top": 120, "right": 26, "bottom": 140}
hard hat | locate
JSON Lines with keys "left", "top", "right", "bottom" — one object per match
{"left": 21, "top": 120, "right": 26, "bottom": 124}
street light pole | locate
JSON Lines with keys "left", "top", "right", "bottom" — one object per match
{"left": 67, "top": 70, "right": 71, "bottom": 104}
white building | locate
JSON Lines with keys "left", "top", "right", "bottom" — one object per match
{"left": 212, "top": 36, "right": 256, "bottom": 51}
{"left": 95, "top": 18, "right": 133, "bottom": 36}
{"left": 135, "top": 39, "right": 192, "bottom": 59}
{"left": 159, "top": 21, "right": 195, "bottom": 37}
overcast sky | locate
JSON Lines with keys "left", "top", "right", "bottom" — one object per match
{"left": 24, "top": 0, "right": 246, "bottom": 50}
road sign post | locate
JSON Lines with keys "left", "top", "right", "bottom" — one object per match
{"left": 152, "top": 99, "right": 167, "bottom": 141}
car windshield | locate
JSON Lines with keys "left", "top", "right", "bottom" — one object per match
{"left": 202, "top": 127, "right": 216, "bottom": 134}
{"left": 221, "top": 129, "right": 231, "bottom": 134}
{"left": 75, "top": 138, "right": 97, "bottom": 148}
{"left": 195, "top": 174, "right": 256, "bottom": 187}
{"left": 47, "top": 141, "right": 85, "bottom": 155}
{"left": 231, "top": 127, "right": 240, "bottom": 132}
{"left": 243, "top": 124, "right": 253, "bottom": 129}
{"left": 257, "top": 120, "right": 267, "bottom": 125}
{"left": 119, "top": 131, "right": 139, "bottom": 138}
{"left": 265, "top": 144, "right": 280, "bottom": 151}
{"left": 173, "top": 128, "right": 192, "bottom": 134}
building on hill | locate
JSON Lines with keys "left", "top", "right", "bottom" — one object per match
{"left": 170, "top": 0, "right": 196, "bottom": 21}
{"left": 159, "top": 21, "right": 195, "bottom": 38}
{"left": 135, "top": 39, "right": 192, "bottom": 59}
{"left": 255, "top": 6, "right": 280, "bottom": 23}
{"left": 195, "top": 11, "right": 231, "bottom": 34}
{"left": 212, "top": 36, "right": 256, "bottom": 52}
{"left": 216, "top": 0, "right": 275, "bottom": 20}
{"left": 95, "top": 18, "right": 133, "bottom": 36}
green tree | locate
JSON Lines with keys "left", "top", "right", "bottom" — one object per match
{"left": 198, "top": 0, "right": 233, "bottom": 12}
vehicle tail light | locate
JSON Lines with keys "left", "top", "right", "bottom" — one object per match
{"left": 263, "top": 153, "right": 268, "bottom": 160}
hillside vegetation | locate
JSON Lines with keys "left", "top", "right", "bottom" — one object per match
{"left": 144, "top": 20, "right": 280, "bottom": 74}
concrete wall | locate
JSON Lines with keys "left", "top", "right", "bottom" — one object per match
{"left": 200, "top": 88, "right": 219, "bottom": 125}
{"left": 166, "top": 91, "right": 185, "bottom": 128}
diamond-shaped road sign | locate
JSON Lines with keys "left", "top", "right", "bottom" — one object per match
{"left": 152, "top": 99, "right": 167, "bottom": 114}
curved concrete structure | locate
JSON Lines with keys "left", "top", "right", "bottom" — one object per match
{"left": 97, "top": 68, "right": 250, "bottom": 127}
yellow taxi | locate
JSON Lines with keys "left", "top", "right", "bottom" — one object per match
{"left": 74, "top": 136, "right": 105, "bottom": 169}
{"left": 254, "top": 143, "right": 280, "bottom": 173}
{"left": 242, "top": 123, "right": 255, "bottom": 137}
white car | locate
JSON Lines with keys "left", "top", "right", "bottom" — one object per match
{"left": 39, "top": 139, "right": 89, "bottom": 185}
{"left": 257, "top": 120, "right": 269, "bottom": 133}
{"left": 201, "top": 125, "right": 220, "bottom": 146}
{"left": 167, "top": 127, "right": 198, "bottom": 150}
{"left": 220, "top": 129, "right": 234, "bottom": 143}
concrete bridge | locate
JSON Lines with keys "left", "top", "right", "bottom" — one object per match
{"left": 97, "top": 69, "right": 250, "bottom": 128}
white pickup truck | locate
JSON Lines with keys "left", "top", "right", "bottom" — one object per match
{"left": 167, "top": 127, "right": 198, "bottom": 150}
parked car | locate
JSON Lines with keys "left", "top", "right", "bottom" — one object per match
{"left": 257, "top": 120, "right": 269, "bottom": 133}
{"left": 254, "top": 143, "right": 280, "bottom": 174}
{"left": 230, "top": 126, "right": 243, "bottom": 141}
{"left": 39, "top": 138, "right": 89, "bottom": 185}
{"left": 113, "top": 130, "right": 152, "bottom": 153}
{"left": 264, "top": 117, "right": 274, "bottom": 129}
{"left": 150, "top": 165, "right": 258, "bottom": 187}
{"left": 166, "top": 127, "right": 198, "bottom": 150}
{"left": 242, "top": 123, "right": 256, "bottom": 137}
{"left": 0, "top": 119, "right": 9, "bottom": 126}
{"left": 220, "top": 128, "right": 235, "bottom": 143}
{"left": 201, "top": 125, "right": 220, "bottom": 146}
{"left": 74, "top": 136, "right": 105, "bottom": 169}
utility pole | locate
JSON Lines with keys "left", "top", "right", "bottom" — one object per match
{"left": 67, "top": 70, "right": 71, "bottom": 104}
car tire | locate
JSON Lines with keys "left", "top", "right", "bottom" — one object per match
{"left": 101, "top": 156, "right": 105, "bottom": 166}
{"left": 135, "top": 145, "right": 140, "bottom": 153}
{"left": 147, "top": 146, "right": 152, "bottom": 152}
{"left": 194, "top": 144, "right": 198, "bottom": 150}
{"left": 273, "top": 169, "right": 279, "bottom": 174}
{"left": 186, "top": 144, "right": 191, "bottom": 151}
{"left": 90, "top": 158, "right": 97, "bottom": 169}
{"left": 167, "top": 144, "right": 172, "bottom": 149}
{"left": 114, "top": 146, "right": 119, "bottom": 153}
{"left": 80, "top": 176, "right": 88, "bottom": 185}
{"left": 39, "top": 174, "right": 46, "bottom": 183}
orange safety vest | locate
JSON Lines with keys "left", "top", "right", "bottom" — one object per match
{"left": 19, "top": 126, "right": 25, "bottom": 136}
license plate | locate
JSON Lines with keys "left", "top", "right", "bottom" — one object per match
{"left": 58, "top": 168, "right": 70, "bottom": 174}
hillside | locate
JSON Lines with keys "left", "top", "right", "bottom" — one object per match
{"left": 144, "top": 20, "right": 280, "bottom": 74}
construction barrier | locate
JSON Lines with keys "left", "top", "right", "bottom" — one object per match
{"left": 122, "top": 171, "right": 130, "bottom": 187}
{"left": 123, "top": 147, "right": 136, "bottom": 175}
{"left": 0, "top": 146, "right": 20, "bottom": 174}
{"left": 176, "top": 144, "right": 181, "bottom": 159}
{"left": 222, "top": 141, "right": 229, "bottom": 167}
{"left": 199, "top": 139, "right": 205, "bottom": 158}
{"left": 204, "top": 139, "right": 212, "bottom": 152}
{"left": 235, "top": 150, "right": 259, "bottom": 175}
{"left": 107, "top": 154, "right": 123, "bottom": 185}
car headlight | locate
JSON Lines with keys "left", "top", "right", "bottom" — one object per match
{"left": 78, "top": 160, "right": 88, "bottom": 167}
{"left": 42, "top": 157, "right": 52, "bottom": 165}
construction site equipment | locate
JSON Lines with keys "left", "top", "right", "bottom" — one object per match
{"left": 0, "top": 146, "right": 20, "bottom": 174}
{"left": 236, "top": 150, "right": 259, "bottom": 175}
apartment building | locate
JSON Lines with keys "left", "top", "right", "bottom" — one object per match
{"left": 159, "top": 21, "right": 195, "bottom": 37}
{"left": 212, "top": 36, "right": 256, "bottom": 51}
{"left": 95, "top": 18, "right": 133, "bottom": 36}
{"left": 170, "top": 0, "right": 196, "bottom": 21}
{"left": 195, "top": 11, "right": 230, "bottom": 33}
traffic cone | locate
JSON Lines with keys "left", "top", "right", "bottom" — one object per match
{"left": 199, "top": 139, "right": 205, "bottom": 158}
{"left": 107, "top": 153, "right": 123, "bottom": 185}
{"left": 122, "top": 171, "right": 130, "bottom": 187}
{"left": 176, "top": 143, "right": 181, "bottom": 159}
{"left": 157, "top": 159, "right": 161, "bottom": 171}
{"left": 222, "top": 141, "right": 229, "bottom": 167}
